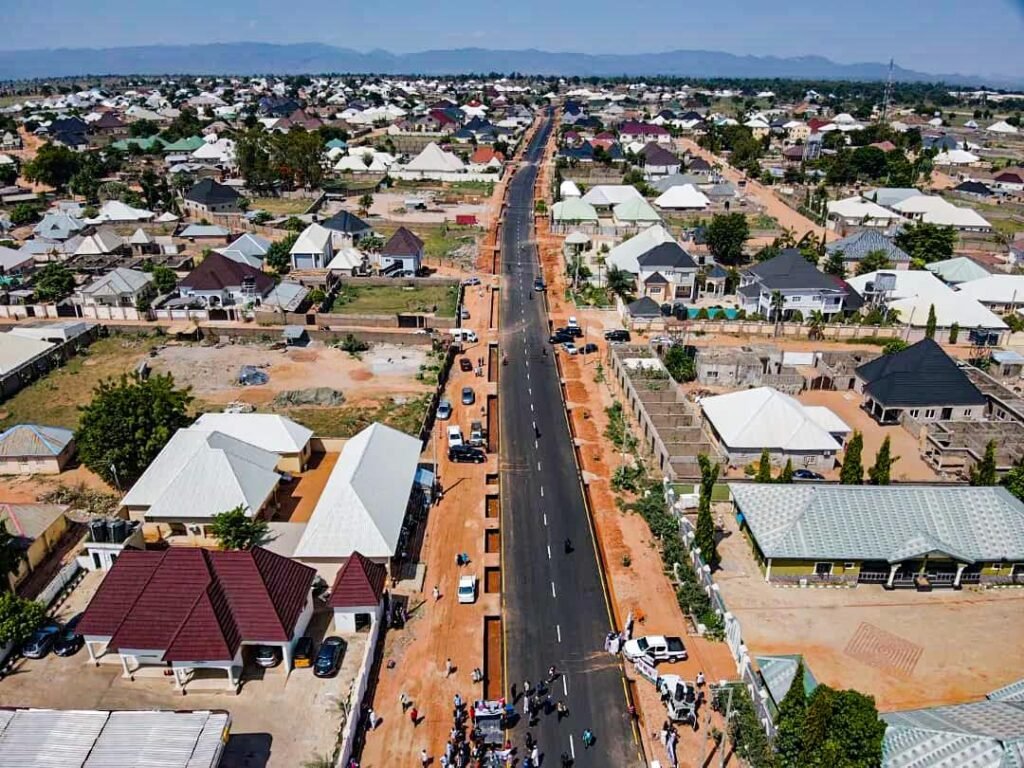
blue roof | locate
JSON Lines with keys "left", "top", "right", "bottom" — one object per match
{"left": 0, "top": 424, "right": 74, "bottom": 457}
{"left": 826, "top": 229, "right": 910, "bottom": 263}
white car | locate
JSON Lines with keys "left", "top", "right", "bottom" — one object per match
{"left": 623, "top": 635, "right": 687, "bottom": 664}
{"left": 458, "top": 575, "right": 478, "bottom": 604}
{"left": 562, "top": 342, "right": 578, "bottom": 355}
{"left": 447, "top": 425, "right": 464, "bottom": 448}
{"left": 462, "top": 276, "right": 481, "bottom": 286}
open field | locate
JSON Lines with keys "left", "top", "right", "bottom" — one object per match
{"left": 277, "top": 394, "right": 430, "bottom": 438}
{"left": 326, "top": 283, "right": 458, "bottom": 316}
{"left": 0, "top": 334, "right": 162, "bottom": 430}
{"left": 248, "top": 196, "right": 313, "bottom": 216}
{"left": 373, "top": 222, "right": 480, "bottom": 264}
{"left": 714, "top": 510, "right": 1024, "bottom": 711}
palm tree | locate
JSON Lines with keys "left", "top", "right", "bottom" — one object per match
{"left": 358, "top": 193, "right": 373, "bottom": 215}
{"left": 808, "top": 309, "right": 825, "bottom": 340}
{"left": 770, "top": 290, "right": 785, "bottom": 325}
{"left": 605, "top": 266, "right": 635, "bottom": 301}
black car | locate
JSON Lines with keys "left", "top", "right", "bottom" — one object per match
{"left": 604, "top": 329, "right": 631, "bottom": 342}
{"left": 579, "top": 343, "right": 600, "bottom": 355}
{"left": 22, "top": 620, "right": 62, "bottom": 659}
{"left": 793, "top": 469, "right": 825, "bottom": 481}
{"left": 449, "top": 445, "right": 486, "bottom": 464}
{"left": 558, "top": 326, "right": 583, "bottom": 338}
{"left": 53, "top": 614, "right": 84, "bottom": 657}
{"left": 549, "top": 331, "right": 574, "bottom": 344}
{"left": 533, "top": 277, "right": 546, "bottom": 291}
{"left": 314, "top": 636, "right": 345, "bottom": 678}
{"left": 459, "top": 357, "right": 473, "bottom": 372}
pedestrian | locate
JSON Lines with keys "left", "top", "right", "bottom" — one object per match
{"left": 524, "top": 679, "right": 532, "bottom": 697}
{"left": 547, "top": 665, "right": 558, "bottom": 682}
{"left": 556, "top": 700, "right": 568, "bottom": 721}
{"left": 454, "top": 693, "right": 463, "bottom": 709}
{"left": 530, "top": 746, "right": 540, "bottom": 764}
{"left": 440, "top": 755, "right": 449, "bottom": 768}
{"left": 582, "top": 728, "right": 594, "bottom": 749}
{"left": 410, "top": 707, "right": 419, "bottom": 726}
{"left": 560, "top": 753, "right": 571, "bottom": 768}
{"left": 696, "top": 670, "right": 706, "bottom": 688}
{"left": 563, "top": 538, "right": 572, "bottom": 554}
{"left": 400, "top": 692, "right": 411, "bottom": 711}
{"left": 367, "top": 708, "right": 377, "bottom": 730}
{"left": 446, "top": 657, "right": 453, "bottom": 676}
{"left": 433, "top": 584, "right": 441, "bottom": 601}
{"left": 421, "top": 749, "right": 430, "bottom": 766}
{"left": 660, "top": 721, "right": 669, "bottom": 744}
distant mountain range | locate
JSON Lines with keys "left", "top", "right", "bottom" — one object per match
{"left": 0, "top": 43, "right": 1018, "bottom": 87}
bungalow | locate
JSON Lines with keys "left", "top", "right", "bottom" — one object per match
{"left": 179, "top": 252, "right": 275, "bottom": 308}
{"left": 215, "top": 233, "right": 271, "bottom": 269}
{"left": 731, "top": 483, "right": 1024, "bottom": 589}
{"left": 640, "top": 142, "right": 681, "bottom": 176}
{"left": 76, "top": 547, "right": 315, "bottom": 689}
{"left": 379, "top": 227, "right": 424, "bottom": 274}
{"left": 191, "top": 413, "right": 313, "bottom": 473}
{"left": 77, "top": 267, "right": 154, "bottom": 308}
{"left": 321, "top": 209, "right": 374, "bottom": 246}
{"left": 183, "top": 179, "right": 242, "bottom": 217}
{"left": 1, "top": 503, "right": 69, "bottom": 590}
{"left": 0, "top": 424, "right": 75, "bottom": 475}
{"left": 956, "top": 274, "right": 1024, "bottom": 313}
{"left": 0, "top": 245, "right": 34, "bottom": 277}
{"left": 289, "top": 222, "right": 335, "bottom": 270}
{"left": 581, "top": 184, "right": 643, "bottom": 210}
{"left": 824, "top": 229, "right": 910, "bottom": 273}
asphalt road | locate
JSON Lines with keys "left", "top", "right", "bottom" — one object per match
{"left": 500, "top": 113, "right": 642, "bottom": 767}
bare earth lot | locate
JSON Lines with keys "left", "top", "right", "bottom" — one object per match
{"left": 0, "top": 571, "right": 364, "bottom": 768}
{"left": 714, "top": 511, "right": 1024, "bottom": 711}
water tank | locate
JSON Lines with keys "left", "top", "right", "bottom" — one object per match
{"left": 874, "top": 272, "right": 897, "bottom": 293}
{"left": 89, "top": 519, "right": 107, "bottom": 543}
{"left": 109, "top": 519, "right": 128, "bottom": 543}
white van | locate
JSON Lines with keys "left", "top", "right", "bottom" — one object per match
{"left": 567, "top": 316, "right": 579, "bottom": 329}
{"left": 449, "top": 328, "right": 479, "bottom": 344}
{"left": 447, "top": 425, "right": 464, "bottom": 448}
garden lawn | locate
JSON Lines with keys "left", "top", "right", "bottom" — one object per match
{"left": 325, "top": 283, "right": 458, "bottom": 316}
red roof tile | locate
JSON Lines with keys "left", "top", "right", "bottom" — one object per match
{"left": 180, "top": 252, "right": 274, "bottom": 295}
{"left": 329, "top": 551, "right": 387, "bottom": 608}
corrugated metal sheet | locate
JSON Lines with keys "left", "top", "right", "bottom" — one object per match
{"left": 86, "top": 710, "right": 227, "bottom": 768}
{"left": 0, "top": 709, "right": 108, "bottom": 767}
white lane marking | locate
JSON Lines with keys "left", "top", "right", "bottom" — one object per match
{"left": 534, "top": 439, "right": 538, "bottom": 449}
{"left": 537, "top": 461, "right": 541, "bottom": 470}
{"left": 543, "top": 513, "right": 547, "bottom": 525}
{"left": 551, "top": 581, "right": 557, "bottom": 598}
{"left": 528, "top": 387, "right": 532, "bottom": 396}
{"left": 546, "top": 544, "right": 551, "bottom": 559}
{"left": 570, "top": 736, "right": 575, "bottom": 759}
{"left": 540, "top": 486, "right": 544, "bottom": 497}
{"left": 530, "top": 403, "right": 534, "bottom": 412}
{"left": 556, "top": 624, "right": 562, "bottom": 643}
{"left": 562, "top": 675, "right": 568, "bottom": 696}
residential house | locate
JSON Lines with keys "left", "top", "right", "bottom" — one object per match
{"left": 289, "top": 222, "right": 335, "bottom": 270}
{"left": 178, "top": 224, "right": 231, "bottom": 244}
{"left": 320, "top": 209, "right": 374, "bottom": 246}
{"left": 700, "top": 387, "right": 849, "bottom": 473}
{"left": 379, "top": 227, "right": 424, "bottom": 274}
{"left": 730, "top": 483, "right": 1024, "bottom": 588}
{"left": 654, "top": 184, "right": 710, "bottom": 211}
{"left": 77, "top": 268, "right": 154, "bottom": 308}
{"left": 0, "top": 424, "right": 74, "bottom": 475}
{"left": 215, "top": 233, "right": 271, "bottom": 269}
{"left": 74, "top": 229, "right": 128, "bottom": 258}
{"left": 191, "top": 413, "right": 313, "bottom": 473}
{"left": 618, "top": 121, "right": 672, "bottom": 145}
{"left": 0, "top": 245, "right": 35, "bottom": 277}
{"left": 891, "top": 195, "right": 991, "bottom": 232}
{"left": 329, "top": 551, "right": 387, "bottom": 632}
{"left": 551, "top": 198, "right": 599, "bottom": 226}
{"left": 34, "top": 211, "right": 85, "bottom": 242}
{"left": 179, "top": 253, "right": 274, "bottom": 308}
{"left": 636, "top": 242, "right": 699, "bottom": 304}
{"left": 738, "top": 249, "right": 855, "bottom": 319}
{"left": 824, "top": 229, "right": 910, "bottom": 273}
{"left": 77, "top": 547, "right": 315, "bottom": 688}
{"left": 581, "top": 185, "right": 642, "bottom": 210}
{"left": 1, "top": 503, "right": 69, "bottom": 590}
{"left": 826, "top": 196, "right": 902, "bottom": 230}
{"left": 925, "top": 256, "right": 991, "bottom": 285}
{"left": 86, "top": 200, "right": 154, "bottom": 224}
{"left": 46, "top": 117, "right": 88, "bottom": 150}
{"left": 183, "top": 179, "right": 242, "bottom": 217}
{"left": 640, "top": 142, "right": 681, "bottom": 176}
{"left": 854, "top": 338, "right": 987, "bottom": 424}
{"left": 955, "top": 274, "right": 1024, "bottom": 314}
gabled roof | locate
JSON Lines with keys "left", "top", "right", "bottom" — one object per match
{"left": 321, "top": 209, "right": 372, "bottom": 235}
{"left": 382, "top": 227, "right": 424, "bottom": 257}
{"left": 731, "top": 483, "right": 1024, "bottom": 563}
{"left": 192, "top": 413, "right": 312, "bottom": 455}
{"left": 80, "top": 267, "right": 153, "bottom": 298}
{"left": 826, "top": 229, "right": 910, "bottom": 264}
{"left": 855, "top": 338, "right": 986, "bottom": 408}
{"left": 0, "top": 424, "right": 73, "bottom": 458}
{"left": 606, "top": 224, "right": 676, "bottom": 274}
{"left": 290, "top": 222, "right": 333, "bottom": 255}
{"left": 0, "top": 503, "right": 67, "bottom": 548}
{"left": 329, "top": 551, "right": 387, "bottom": 608}
{"left": 294, "top": 423, "right": 422, "bottom": 560}
{"left": 926, "top": 256, "right": 991, "bottom": 285}
{"left": 745, "top": 249, "right": 848, "bottom": 293}
{"left": 185, "top": 178, "right": 241, "bottom": 207}
{"left": 701, "top": 387, "right": 847, "bottom": 452}
{"left": 77, "top": 547, "right": 315, "bottom": 661}
{"left": 627, "top": 296, "right": 662, "bottom": 318}
{"left": 637, "top": 241, "right": 697, "bottom": 270}
{"left": 180, "top": 253, "right": 274, "bottom": 295}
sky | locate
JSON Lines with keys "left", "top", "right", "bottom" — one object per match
{"left": 4, "top": 0, "right": 1024, "bottom": 78}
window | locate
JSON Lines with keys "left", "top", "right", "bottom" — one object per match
{"left": 909, "top": 409, "right": 919, "bottom": 418}
{"left": 964, "top": 409, "right": 972, "bottom": 417}
{"left": 924, "top": 409, "right": 936, "bottom": 419}
{"left": 814, "top": 562, "right": 833, "bottom": 577}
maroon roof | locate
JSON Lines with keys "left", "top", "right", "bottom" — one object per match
{"left": 78, "top": 547, "right": 315, "bottom": 662}
{"left": 382, "top": 227, "right": 424, "bottom": 258}
{"left": 620, "top": 121, "right": 669, "bottom": 136}
{"left": 329, "top": 552, "right": 387, "bottom": 608}
{"left": 180, "top": 252, "right": 274, "bottom": 295}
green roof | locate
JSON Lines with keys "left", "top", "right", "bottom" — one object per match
{"left": 926, "top": 256, "right": 991, "bottom": 285}
{"left": 162, "top": 136, "right": 205, "bottom": 152}
{"left": 111, "top": 136, "right": 167, "bottom": 152}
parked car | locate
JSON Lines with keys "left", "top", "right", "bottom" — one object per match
{"left": 622, "top": 635, "right": 687, "bottom": 664}
{"left": 254, "top": 645, "right": 281, "bottom": 668}
{"left": 461, "top": 386, "right": 475, "bottom": 405}
{"left": 533, "top": 277, "right": 545, "bottom": 291}
{"left": 793, "top": 469, "right": 825, "bottom": 481}
{"left": 579, "top": 343, "right": 599, "bottom": 355}
{"left": 53, "top": 614, "right": 84, "bottom": 657}
{"left": 562, "top": 342, "right": 578, "bottom": 355}
{"left": 462, "top": 276, "right": 481, "bottom": 286}
{"left": 22, "top": 620, "right": 62, "bottom": 659}
{"left": 460, "top": 308, "right": 471, "bottom": 320}
{"left": 437, "top": 399, "right": 453, "bottom": 420}
{"left": 449, "top": 445, "right": 486, "bottom": 464}
{"left": 458, "top": 575, "right": 478, "bottom": 604}
{"left": 314, "top": 636, "right": 345, "bottom": 678}
{"left": 293, "top": 636, "right": 314, "bottom": 668}
{"left": 460, "top": 357, "right": 473, "bottom": 372}
{"left": 447, "top": 425, "right": 464, "bottom": 448}
{"left": 469, "top": 420, "right": 486, "bottom": 447}
{"left": 549, "top": 331, "right": 574, "bottom": 344}
{"left": 567, "top": 316, "right": 579, "bottom": 328}
{"left": 557, "top": 326, "right": 583, "bottom": 338}
{"left": 604, "top": 329, "right": 631, "bottom": 342}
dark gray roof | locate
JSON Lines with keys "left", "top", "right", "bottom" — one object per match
{"left": 638, "top": 242, "right": 697, "bottom": 270}
{"left": 708, "top": 264, "right": 729, "bottom": 279}
{"left": 826, "top": 229, "right": 910, "bottom": 263}
{"left": 641, "top": 143, "right": 680, "bottom": 166}
{"left": 627, "top": 296, "right": 662, "bottom": 317}
{"left": 745, "top": 249, "right": 847, "bottom": 293}
{"left": 954, "top": 180, "right": 994, "bottom": 196}
{"left": 644, "top": 271, "right": 668, "bottom": 285}
{"left": 321, "top": 209, "right": 372, "bottom": 235}
{"left": 382, "top": 227, "right": 423, "bottom": 257}
{"left": 855, "top": 338, "right": 986, "bottom": 408}
{"left": 185, "top": 179, "right": 240, "bottom": 206}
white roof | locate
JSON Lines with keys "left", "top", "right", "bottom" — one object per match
{"left": 827, "top": 196, "right": 900, "bottom": 221}
{"left": 934, "top": 149, "right": 980, "bottom": 165}
{"left": 334, "top": 153, "right": 390, "bottom": 172}
{"left": 0, "top": 245, "right": 33, "bottom": 272}
{"left": 155, "top": 211, "right": 179, "bottom": 223}
{"left": 559, "top": 180, "right": 582, "bottom": 198}
{"left": 893, "top": 195, "right": 992, "bottom": 228}
{"left": 581, "top": 184, "right": 643, "bottom": 207}
{"left": 404, "top": 142, "right": 465, "bottom": 173}
{"left": 74, "top": 230, "right": 124, "bottom": 256}
{"left": 988, "top": 120, "right": 1019, "bottom": 134}
{"left": 192, "top": 412, "right": 313, "bottom": 454}
{"left": 191, "top": 137, "right": 235, "bottom": 162}
{"left": 86, "top": 200, "right": 154, "bottom": 223}
{"left": 327, "top": 246, "right": 366, "bottom": 271}
{"left": 290, "top": 222, "right": 333, "bottom": 255}
{"left": 0, "top": 333, "right": 54, "bottom": 374}
{"left": 956, "top": 274, "right": 1024, "bottom": 305}
{"left": 701, "top": 387, "right": 847, "bottom": 453}
{"left": 847, "top": 270, "right": 1007, "bottom": 330}
{"left": 80, "top": 267, "right": 153, "bottom": 297}
{"left": 294, "top": 423, "right": 421, "bottom": 560}
{"left": 654, "top": 184, "right": 710, "bottom": 210}
{"left": 605, "top": 224, "right": 675, "bottom": 274}
{"left": 121, "top": 428, "right": 280, "bottom": 519}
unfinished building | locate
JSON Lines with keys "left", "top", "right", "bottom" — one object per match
{"left": 693, "top": 345, "right": 804, "bottom": 394}
{"left": 806, "top": 349, "right": 879, "bottom": 391}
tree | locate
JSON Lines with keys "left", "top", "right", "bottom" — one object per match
{"left": 32, "top": 262, "right": 75, "bottom": 302}
{"left": 663, "top": 345, "right": 696, "bottom": 382}
{"left": 868, "top": 436, "right": 898, "bottom": 485}
{"left": 894, "top": 221, "right": 957, "bottom": 264}
{"left": 970, "top": 440, "right": 998, "bottom": 486}
{"left": 358, "top": 193, "right": 374, "bottom": 215}
{"left": 807, "top": 310, "right": 826, "bottom": 341}
{"left": 840, "top": 431, "right": 864, "bottom": 485}
{"left": 882, "top": 338, "right": 908, "bottom": 355}
{"left": 796, "top": 686, "right": 886, "bottom": 768}
{"left": 854, "top": 249, "right": 893, "bottom": 276}
{"left": 129, "top": 118, "right": 159, "bottom": 138}
{"left": 823, "top": 250, "right": 846, "bottom": 278}
{"left": 755, "top": 449, "right": 773, "bottom": 482}
{"left": 770, "top": 290, "right": 785, "bottom": 323}
{"left": 266, "top": 233, "right": 298, "bottom": 274}
{"left": 949, "top": 322, "right": 959, "bottom": 345}
{"left": 849, "top": 145, "right": 888, "bottom": 180}
{"left": 706, "top": 213, "right": 750, "bottom": 266}
{"left": 924, "top": 303, "right": 937, "bottom": 340}
{"left": 779, "top": 458, "right": 794, "bottom": 484}
{"left": 605, "top": 266, "right": 635, "bottom": 301}
{"left": 1001, "top": 456, "right": 1024, "bottom": 502}
{"left": 0, "top": 163, "right": 17, "bottom": 186}
{"left": 22, "top": 142, "right": 80, "bottom": 190}
{"left": 151, "top": 265, "right": 178, "bottom": 295}
{"left": 774, "top": 660, "right": 807, "bottom": 766}
{"left": 695, "top": 454, "right": 721, "bottom": 570}
{"left": 210, "top": 504, "right": 269, "bottom": 550}
{"left": 9, "top": 203, "right": 39, "bottom": 226}
{"left": 0, "top": 592, "right": 45, "bottom": 645}
{"left": 0, "top": 526, "right": 24, "bottom": 591}
{"left": 76, "top": 373, "right": 193, "bottom": 487}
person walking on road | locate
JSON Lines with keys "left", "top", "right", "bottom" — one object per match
{"left": 421, "top": 748, "right": 430, "bottom": 766}
{"left": 409, "top": 707, "right": 419, "bottom": 726}
{"left": 400, "top": 692, "right": 411, "bottom": 711}
{"left": 582, "top": 729, "right": 595, "bottom": 749}
{"left": 433, "top": 585, "right": 441, "bottom": 601}
{"left": 445, "top": 658, "right": 454, "bottom": 676}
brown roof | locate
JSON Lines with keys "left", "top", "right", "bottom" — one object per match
{"left": 78, "top": 547, "right": 315, "bottom": 661}
{"left": 180, "top": 252, "right": 274, "bottom": 294}
{"left": 0, "top": 503, "right": 67, "bottom": 548}
{"left": 329, "top": 551, "right": 387, "bottom": 608}
{"left": 382, "top": 227, "right": 424, "bottom": 258}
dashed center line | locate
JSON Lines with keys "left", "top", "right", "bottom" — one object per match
{"left": 551, "top": 581, "right": 557, "bottom": 598}
{"left": 546, "top": 544, "right": 551, "bottom": 559}
{"left": 556, "top": 624, "right": 562, "bottom": 643}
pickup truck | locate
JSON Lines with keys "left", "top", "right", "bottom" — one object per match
{"left": 622, "top": 634, "right": 687, "bottom": 664}
{"left": 657, "top": 675, "right": 697, "bottom": 722}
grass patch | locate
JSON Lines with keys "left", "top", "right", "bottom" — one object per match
{"left": 446, "top": 180, "right": 495, "bottom": 195}
{"left": 276, "top": 395, "right": 430, "bottom": 437}
{"left": 0, "top": 335, "right": 162, "bottom": 430}
{"left": 249, "top": 197, "right": 313, "bottom": 216}
{"left": 375, "top": 224, "right": 479, "bottom": 262}
{"left": 323, "top": 284, "right": 458, "bottom": 316}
